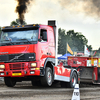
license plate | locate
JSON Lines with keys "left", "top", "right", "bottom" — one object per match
{"left": 12, "top": 73, "right": 22, "bottom": 76}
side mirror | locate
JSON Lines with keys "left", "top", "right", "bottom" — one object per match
{"left": 38, "top": 38, "right": 42, "bottom": 42}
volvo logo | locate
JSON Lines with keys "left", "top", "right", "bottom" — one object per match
{"left": 14, "top": 56, "right": 19, "bottom": 59}
{"left": 10, "top": 53, "right": 24, "bottom": 61}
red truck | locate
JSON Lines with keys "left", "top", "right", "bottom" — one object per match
{"left": 0, "top": 20, "right": 78, "bottom": 88}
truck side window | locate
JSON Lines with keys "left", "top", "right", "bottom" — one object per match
{"left": 40, "top": 29, "right": 47, "bottom": 42}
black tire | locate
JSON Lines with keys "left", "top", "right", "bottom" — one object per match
{"left": 41, "top": 67, "right": 53, "bottom": 86}
{"left": 68, "top": 71, "right": 78, "bottom": 88}
{"left": 4, "top": 77, "right": 16, "bottom": 87}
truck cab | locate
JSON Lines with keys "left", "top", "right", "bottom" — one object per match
{"left": 0, "top": 23, "right": 56, "bottom": 87}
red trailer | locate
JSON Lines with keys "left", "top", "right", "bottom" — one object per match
{"left": 67, "top": 56, "right": 100, "bottom": 84}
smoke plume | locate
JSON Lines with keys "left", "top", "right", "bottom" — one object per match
{"left": 15, "top": 0, "right": 100, "bottom": 24}
{"left": 58, "top": 0, "right": 100, "bottom": 20}
{"left": 15, "top": 0, "right": 33, "bottom": 24}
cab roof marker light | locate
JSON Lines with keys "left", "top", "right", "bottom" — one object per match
{"left": 22, "top": 25, "right": 24, "bottom": 27}
{"left": 2, "top": 24, "right": 40, "bottom": 31}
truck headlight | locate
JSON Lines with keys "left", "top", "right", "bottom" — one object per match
{"left": 31, "top": 63, "right": 36, "bottom": 67}
{"left": 0, "top": 65, "right": 5, "bottom": 69}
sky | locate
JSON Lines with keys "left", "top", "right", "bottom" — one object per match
{"left": 0, "top": 0, "right": 100, "bottom": 50}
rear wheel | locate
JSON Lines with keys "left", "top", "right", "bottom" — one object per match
{"left": 4, "top": 77, "right": 16, "bottom": 87}
{"left": 41, "top": 67, "right": 53, "bottom": 86}
{"left": 68, "top": 71, "right": 78, "bottom": 88}
{"left": 60, "top": 71, "right": 78, "bottom": 88}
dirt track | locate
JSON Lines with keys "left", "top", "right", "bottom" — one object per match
{"left": 0, "top": 80, "right": 100, "bottom": 100}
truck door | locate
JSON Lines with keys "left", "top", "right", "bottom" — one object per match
{"left": 39, "top": 29, "right": 49, "bottom": 59}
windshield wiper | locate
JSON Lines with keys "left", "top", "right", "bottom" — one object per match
{"left": 1, "top": 40, "right": 14, "bottom": 45}
{"left": 17, "top": 39, "right": 31, "bottom": 44}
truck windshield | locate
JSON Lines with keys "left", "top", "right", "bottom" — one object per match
{"left": 0, "top": 29, "right": 38, "bottom": 45}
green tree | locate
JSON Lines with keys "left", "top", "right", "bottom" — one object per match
{"left": 66, "top": 30, "right": 88, "bottom": 52}
{"left": 10, "top": 19, "right": 27, "bottom": 26}
{"left": 58, "top": 28, "right": 67, "bottom": 55}
{"left": 58, "top": 28, "right": 90, "bottom": 55}
{"left": 87, "top": 45, "right": 92, "bottom": 52}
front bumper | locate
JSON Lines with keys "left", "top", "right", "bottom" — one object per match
{"left": 0, "top": 68, "right": 40, "bottom": 77}
{"left": 0, "top": 61, "right": 43, "bottom": 77}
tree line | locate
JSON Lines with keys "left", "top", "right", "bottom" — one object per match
{"left": 58, "top": 28, "right": 93, "bottom": 55}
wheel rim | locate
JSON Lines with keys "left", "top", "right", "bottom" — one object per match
{"left": 72, "top": 76, "right": 76, "bottom": 87}
{"left": 47, "top": 71, "right": 52, "bottom": 84}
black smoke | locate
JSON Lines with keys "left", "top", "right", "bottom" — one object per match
{"left": 15, "top": 0, "right": 32, "bottom": 25}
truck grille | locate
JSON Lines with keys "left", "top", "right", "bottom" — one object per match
{"left": 0, "top": 53, "right": 35, "bottom": 62}
{"left": 9, "top": 63, "right": 25, "bottom": 70}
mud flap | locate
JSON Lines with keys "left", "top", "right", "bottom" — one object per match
{"left": 97, "top": 68, "right": 100, "bottom": 82}
{"left": 79, "top": 67, "right": 93, "bottom": 82}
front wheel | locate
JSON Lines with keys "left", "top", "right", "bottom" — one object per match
{"left": 41, "top": 67, "right": 53, "bottom": 86}
{"left": 4, "top": 77, "right": 16, "bottom": 87}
